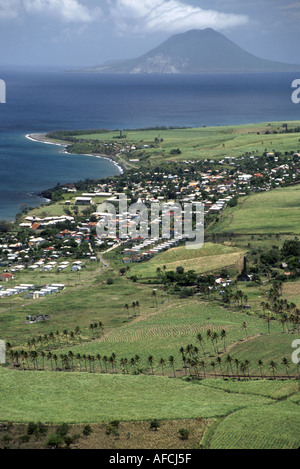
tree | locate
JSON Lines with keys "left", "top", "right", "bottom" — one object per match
{"left": 242, "top": 321, "right": 248, "bottom": 339}
{"left": 258, "top": 359, "right": 264, "bottom": 379}
{"left": 211, "top": 332, "right": 219, "bottom": 354}
{"left": 220, "top": 329, "right": 227, "bottom": 351}
{"left": 159, "top": 358, "right": 165, "bottom": 375}
{"left": 169, "top": 355, "right": 176, "bottom": 377}
{"left": 269, "top": 360, "right": 277, "bottom": 379}
{"left": 225, "top": 354, "right": 233, "bottom": 376}
{"left": 211, "top": 361, "right": 217, "bottom": 378}
{"left": 148, "top": 355, "right": 154, "bottom": 374}
{"left": 265, "top": 315, "right": 271, "bottom": 334}
{"left": 196, "top": 333, "right": 205, "bottom": 354}
{"left": 216, "top": 356, "right": 224, "bottom": 377}
{"left": 240, "top": 362, "right": 247, "bottom": 378}
{"left": 281, "top": 357, "right": 290, "bottom": 378}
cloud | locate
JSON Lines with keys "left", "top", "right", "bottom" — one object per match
{"left": 109, "top": 0, "right": 249, "bottom": 35}
{"left": 0, "top": 0, "right": 102, "bottom": 23}
{"left": 24, "top": 0, "right": 102, "bottom": 22}
{"left": 0, "top": 0, "right": 21, "bottom": 19}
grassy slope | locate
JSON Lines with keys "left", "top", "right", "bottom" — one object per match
{"left": 209, "top": 400, "right": 299, "bottom": 449}
{"left": 0, "top": 367, "right": 280, "bottom": 424}
{"left": 128, "top": 243, "right": 244, "bottom": 278}
{"left": 212, "top": 184, "right": 300, "bottom": 235}
{"left": 51, "top": 120, "right": 300, "bottom": 165}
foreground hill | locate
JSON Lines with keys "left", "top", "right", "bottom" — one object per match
{"left": 84, "top": 29, "right": 300, "bottom": 74}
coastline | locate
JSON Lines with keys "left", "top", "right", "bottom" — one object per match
{"left": 26, "top": 133, "right": 125, "bottom": 175}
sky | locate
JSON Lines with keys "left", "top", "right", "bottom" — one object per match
{"left": 1, "top": 0, "right": 300, "bottom": 68}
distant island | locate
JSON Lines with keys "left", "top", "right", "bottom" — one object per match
{"left": 80, "top": 28, "right": 300, "bottom": 75}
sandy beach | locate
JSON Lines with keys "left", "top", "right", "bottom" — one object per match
{"left": 26, "top": 132, "right": 125, "bottom": 174}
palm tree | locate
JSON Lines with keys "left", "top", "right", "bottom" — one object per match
{"left": 199, "top": 360, "right": 206, "bottom": 378}
{"left": 280, "top": 315, "right": 287, "bottom": 333}
{"left": 159, "top": 358, "right": 165, "bottom": 375}
{"left": 56, "top": 330, "right": 61, "bottom": 348}
{"left": 216, "top": 356, "right": 223, "bottom": 377}
{"left": 130, "top": 357, "right": 137, "bottom": 374}
{"left": 265, "top": 315, "right": 271, "bottom": 335}
{"left": 82, "top": 354, "right": 87, "bottom": 371}
{"left": 220, "top": 329, "right": 227, "bottom": 352}
{"left": 269, "top": 360, "right": 277, "bottom": 379}
{"left": 63, "top": 329, "right": 69, "bottom": 344}
{"left": 75, "top": 325, "right": 82, "bottom": 344}
{"left": 234, "top": 358, "right": 239, "bottom": 377}
{"left": 240, "top": 362, "right": 247, "bottom": 379}
{"left": 134, "top": 354, "right": 140, "bottom": 368}
{"left": 196, "top": 333, "right": 205, "bottom": 354}
{"left": 109, "top": 353, "right": 117, "bottom": 373}
{"left": 225, "top": 354, "right": 233, "bottom": 376}
{"left": 206, "top": 328, "right": 212, "bottom": 342}
{"left": 186, "top": 343, "right": 193, "bottom": 358}
{"left": 98, "top": 322, "right": 104, "bottom": 335}
{"left": 258, "top": 359, "right": 264, "bottom": 379}
{"left": 245, "top": 359, "right": 251, "bottom": 378}
{"left": 210, "top": 360, "right": 217, "bottom": 378}
{"left": 76, "top": 353, "right": 82, "bottom": 371}
{"left": 212, "top": 332, "right": 219, "bottom": 354}
{"left": 68, "top": 351, "right": 74, "bottom": 371}
{"left": 102, "top": 355, "right": 108, "bottom": 373}
{"left": 53, "top": 354, "right": 58, "bottom": 370}
{"left": 120, "top": 358, "right": 126, "bottom": 374}
{"left": 169, "top": 356, "right": 176, "bottom": 377}
{"left": 242, "top": 321, "right": 248, "bottom": 339}
{"left": 96, "top": 354, "right": 102, "bottom": 372}
{"left": 281, "top": 357, "right": 290, "bottom": 378}
{"left": 70, "top": 331, "right": 75, "bottom": 345}
{"left": 148, "top": 355, "right": 154, "bottom": 374}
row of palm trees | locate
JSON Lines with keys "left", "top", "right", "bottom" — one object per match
{"left": 8, "top": 346, "right": 298, "bottom": 379}
{"left": 11, "top": 322, "right": 105, "bottom": 354}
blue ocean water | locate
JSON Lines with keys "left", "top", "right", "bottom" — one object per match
{"left": 0, "top": 68, "right": 299, "bottom": 220}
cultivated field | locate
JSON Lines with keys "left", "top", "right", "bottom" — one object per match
{"left": 128, "top": 243, "right": 244, "bottom": 278}
{"left": 1, "top": 122, "right": 300, "bottom": 450}
{"left": 212, "top": 185, "right": 300, "bottom": 235}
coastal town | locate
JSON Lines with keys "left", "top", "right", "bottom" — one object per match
{"left": 0, "top": 138, "right": 299, "bottom": 301}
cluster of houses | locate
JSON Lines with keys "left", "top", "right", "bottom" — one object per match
{"left": 19, "top": 215, "right": 75, "bottom": 230}
{"left": 0, "top": 146, "right": 298, "bottom": 290}
{"left": 0, "top": 283, "right": 65, "bottom": 299}
{"left": 122, "top": 237, "right": 183, "bottom": 264}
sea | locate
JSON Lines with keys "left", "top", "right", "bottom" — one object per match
{"left": 0, "top": 67, "right": 299, "bottom": 220}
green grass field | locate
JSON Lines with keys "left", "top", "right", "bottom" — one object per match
{"left": 128, "top": 243, "right": 244, "bottom": 278}
{"left": 209, "top": 400, "right": 299, "bottom": 449}
{"left": 70, "top": 121, "right": 300, "bottom": 165}
{"left": 212, "top": 184, "right": 300, "bottom": 235}
{"left": 0, "top": 367, "right": 285, "bottom": 424}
